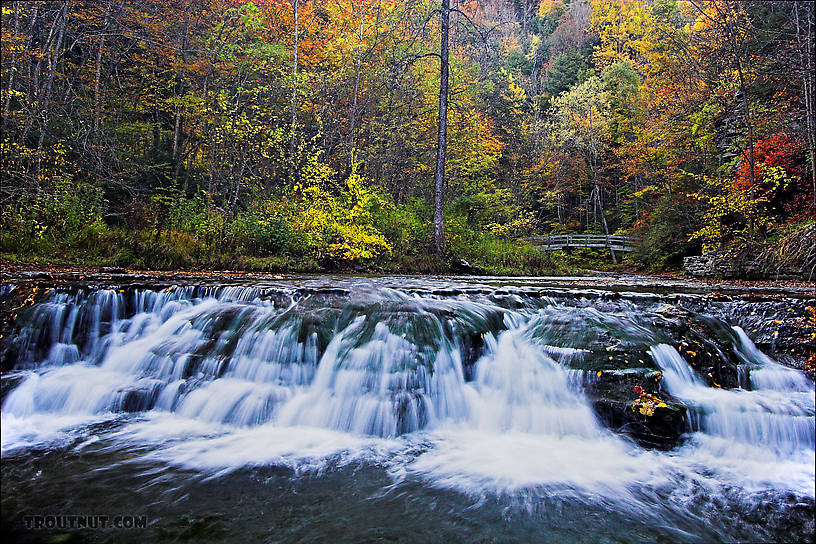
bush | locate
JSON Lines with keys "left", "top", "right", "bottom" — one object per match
{"left": 0, "top": 153, "right": 562, "bottom": 275}
{"left": 0, "top": 178, "right": 107, "bottom": 254}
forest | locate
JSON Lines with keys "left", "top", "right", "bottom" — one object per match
{"left": 1, "top": 0, "right": 814, "bottom": 275}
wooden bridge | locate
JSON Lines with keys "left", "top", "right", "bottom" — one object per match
{"left": 524, "top": 234, "right": 643, "bottom": 253}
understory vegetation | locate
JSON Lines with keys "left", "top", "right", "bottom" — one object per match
{"left": 1, "top": 1, "right": 814, "bottom": 275}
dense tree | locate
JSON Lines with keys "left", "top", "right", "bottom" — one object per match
{"left": 1, "top": 0, "right": 813, "bottom": 272}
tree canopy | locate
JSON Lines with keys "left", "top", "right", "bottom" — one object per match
{"left": 1, "top": 0, "right": 813, "bottom": 273}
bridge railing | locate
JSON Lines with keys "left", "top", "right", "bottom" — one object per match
{"left": 522, "top": 234, "right": 643, "bottom": 251}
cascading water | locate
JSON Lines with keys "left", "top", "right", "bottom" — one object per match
{"left": 650, "top": 340, "right": 814, "bottom": 454}
{"left": 650, "top": 339, "right": 815, "bottom": 497}
{"left": 1, "top": 282, "right": 814, "bottom": 543}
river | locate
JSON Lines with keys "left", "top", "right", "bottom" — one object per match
{"left": 1, "top": 275, "right": 813, "bottom": 543}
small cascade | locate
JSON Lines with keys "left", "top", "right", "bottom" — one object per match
{"left": 736, "top": 364, "right": 751, "bottom": 390}
{"left": 649, "top": 344, "right": 705, "bottom": 394}
{"left": 2, "top": 288, "right": 311, "bottom": 428}
{"left": 276, "top": 316, "right": 469, "bottom": 437}
{"left": 467, "top": 330, "right": 600, "bottom": 437}
{"left": 732, "top": 326, "right": 813, "bottom": 392}
{"left": 650, "top": 343, "right": 815, "bottom": 456}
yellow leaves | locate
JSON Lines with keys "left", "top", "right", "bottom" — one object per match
{"left": 528, "top": 35, "right": 541, "bottom": 61}
{"left": 12, "top": 286, "right": 39, "bottom": 312}
{"left": 499, "top": 69, "right": 527, "bottom": 117}
{"left": 597, "top": 371, "right": 603, "bottom": 377}
{"left": 638, "top": 403, "right": 656, "bottom": 417}
{"left": 633, "top": 185, "right": 661, "bottom": 199}
{"left": 277, "top": 153, "right": 392, "bottom": 263}
{"left": 632, "top": 388, "right": 667, "bottom": 418}
{"left": 538, "top": 0, "right": 565, "bottom": 18}
{"left": 589, "top": 0, "right": 657, "bottom": 68}
{"left": 688, "top": 181, "right": 775, "bottom": 253}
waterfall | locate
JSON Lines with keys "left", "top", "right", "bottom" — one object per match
{"left": 649, "top": 342, "right": 815, "bottom": 456}
{"left": 649, "top": 343, "right": 705, "bottom": 394}
{"left": 2, "top": 284, "right": 813, "bottom": 502}
{"left": 275, "top": 316, "right": 469, "bottom": 437}
{"left": 467, "top": 330, "right": 600, "bottom": 437}
{"left": 732, "top": 326, "right": 813, "bottom": 392}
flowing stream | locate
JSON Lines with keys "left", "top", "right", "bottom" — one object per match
{"left": 1, "top": 278, "right": 813, "bottom": 543}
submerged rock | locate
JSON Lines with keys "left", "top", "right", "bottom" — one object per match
{"left": 571, "top": 367, "right": 687, "bottom": 449}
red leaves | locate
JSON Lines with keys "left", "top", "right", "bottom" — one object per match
{"left": 733, "top": 132, "right": 813, "bottom": 221}
{"left": 632, "top": 385, "right": 644, "bottom": 395}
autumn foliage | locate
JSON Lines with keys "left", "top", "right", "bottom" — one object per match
{"left": 734, "top": 133, "right": 813, "bottom": 222}
{"left": 1, "top": 1, "right": 814, "bottom": 273}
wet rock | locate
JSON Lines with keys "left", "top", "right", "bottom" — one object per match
{"left": 577, "top": 349, "right": 657, "bottom": 374}
{"left": 575, "top": 366, "right": 688, "bottom": 449}
{"left": 655, "top": 306, "right": 743, "bottom": 389}
{"left": 0, "top": 286, "right": 52, "bottom": 371}
{"left": 450, "top": 258, "right": 483, "bottom": 275}
{"left": 592, "top": 398, "right": 686, "bottom": 450}
{"left": 459, "top": 332, "right": 485, "bottom": 381}
{"left": 0, "top": 373, "right": 25, "bottom": 403}
{"left": 117, "top": 383, "right": 162, "bottom": 412}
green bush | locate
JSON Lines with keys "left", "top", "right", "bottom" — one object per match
{"left": 0, "top": 155, "right": 563, "bottom": 275}
{"left": 0, "top": 178, "right": 107, "bottom": 254}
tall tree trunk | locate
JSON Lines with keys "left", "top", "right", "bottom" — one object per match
{"left": 724, "top": 2, "right": 756, "bottom": 238}
{"left": 172, "top": 112, "right": 181, "bottom": 159}
{"left": 173, "top": 5, "right": 191, "bottom": 183}
{"left": 93, "top": 0, "right": 111, "bottom": 133}
{"left": 22, "top": 4, "right": 54, "bottom": 142}
{"left": 93, "top": 35, "right": 105, "bottom": 133}
{"left": 35, "top": 2, "right": 67, "bottom": 179}
{"left": 290, "top": 0, "right": 299, "bottom": 157}
{"left": 588, "top": 108, "right": 615, "bottom": 262}
{"left": 595, "top": 182, "right": 616, "bottom": 263}
{"left": 23, "top": 4, "right": 38, "bottom": 110}
{"left": 795, "top": 2, "right": 816, "bottom": 213}
{"left": 432, "top": 0, "right": 450, "bottom": 257}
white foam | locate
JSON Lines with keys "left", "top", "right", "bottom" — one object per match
{"left": 407, "top": 428, "right": 660, "bottom": 496}
{"left": 115, "top": 414, "right": 404, "bottom": 475}
{"left": 1, "top": 412, "right": 118, "bottom": 453}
